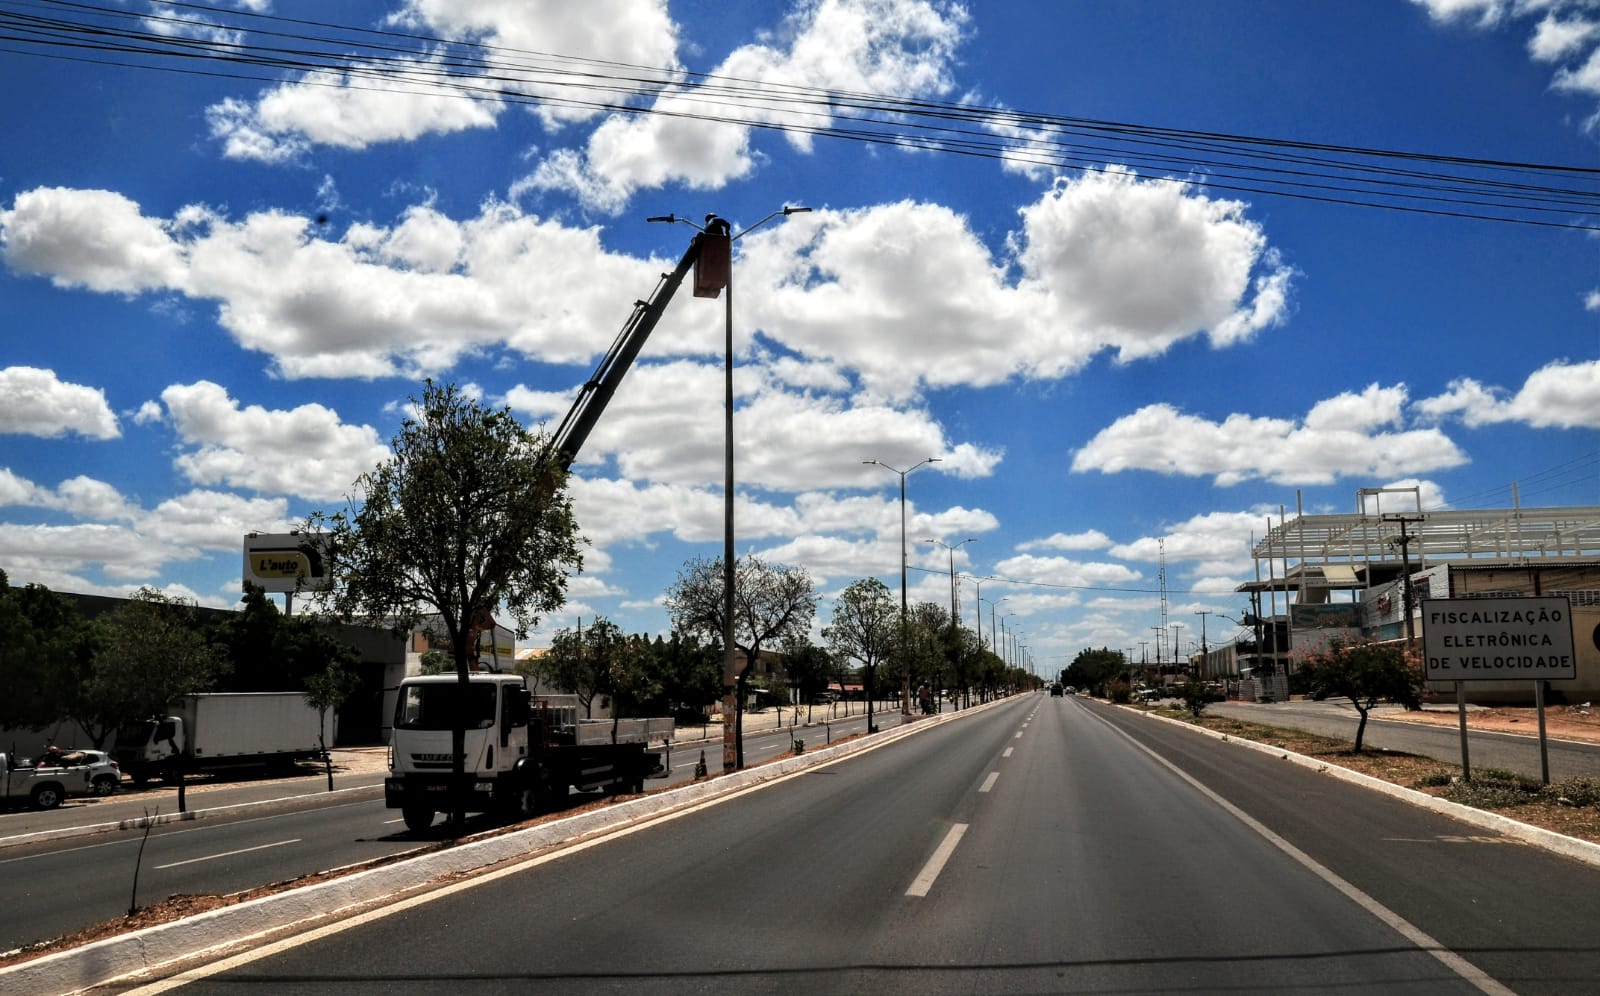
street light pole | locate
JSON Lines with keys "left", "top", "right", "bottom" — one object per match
{"left": 652, "top": 205, "right": 810, "bottom": 772}
{"left": 925, "top": 537, "right": 973, "bottom": 714}
{"left": 865, "top": 457, "right": 939, "bottom": 725}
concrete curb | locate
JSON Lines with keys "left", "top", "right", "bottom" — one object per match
{"left": 1, "top": 700, "right": 996, "bottom": 995}
{"left": 1132, "top": 706, "right": 1600, "bottom": 870}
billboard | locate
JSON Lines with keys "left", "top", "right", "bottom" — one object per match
{"left": 1421, "top": 596, "right": 1576, "bottom": 682}
{"left": 243, "top": 533, "right": 331, "bottom": 594}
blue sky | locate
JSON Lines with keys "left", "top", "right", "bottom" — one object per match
{"left": 2, "top": 0, "right": 1596, "bottom": 673}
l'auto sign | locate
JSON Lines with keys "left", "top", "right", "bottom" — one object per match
{"left": 1421, "top": 597, "right": 1576, "bottom": 682}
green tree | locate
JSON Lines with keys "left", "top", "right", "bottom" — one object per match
{"left": 780, "top": 637, "right": 834, "bottom": 723}
{"left": 542, "top": 617, "right": 623, "bottom": 718}
{"left": 901, "top": 601, "right": 948, "bottom": 710}
{"left": 823, "top": 578, "right": 898, "bottom": 733}
{"left": 650, "top": 632, "right": 723, "bottom": 722}
{"left": 0, "top": 573, "right": 92, "bottom": 736}
{"left": 1065, "top": 647, "right": 1127, "bottom": 697}
{"left": 214, "top": 583, "right": 363, "bottom": 693}
{"left": 307, "top": 380, "right": 583, "bottom": 823}
{"left": 304, "top": 646, "right": 361, "bottom": 790}
{"left": 85, "top": 589, "right": 229, "bottom": 740}
{"left": 1300, "top": 640, "right": 1422, "bottom": 752}
{"left": 601, "top": 634, "right": 662, "bottom": 742}
{"left": 666, "top": 555, "right": 816, "bottom": 768}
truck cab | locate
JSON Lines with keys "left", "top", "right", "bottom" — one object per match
{"left": 385, "top": 673, "right": 667, "bottom": 833}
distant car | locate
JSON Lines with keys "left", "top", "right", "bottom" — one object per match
{"left": 1139, "top": 688, "right": 1165, "bottom": 703}
{"left": 1050, "top": 682, "right": 1064, "bottom": 696}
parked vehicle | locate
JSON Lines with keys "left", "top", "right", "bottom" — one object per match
{"left": 114, "top": 692, "right": 333, "bottom": 785}
{"left": 1, "top": 748, "right": 117, "bottom": 809}
{"left": 47, "top": 748, "right": 122, "bottom": 795}
{"left": 386, "top": 673, "right": 671, "bottom": 832}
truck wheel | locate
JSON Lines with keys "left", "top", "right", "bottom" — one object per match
{"left": 93, "top": 775, "right": 119, "bottom": 796}
{"left": 401, "top": 806, "right": 435, "bottom": 832}
{"left": 31, "top": 784, "right": 63, "bottom": 810}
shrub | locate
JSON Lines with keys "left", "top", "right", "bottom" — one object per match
{"left": 1547, "top": 776, "right": 1600, "bottom": 808}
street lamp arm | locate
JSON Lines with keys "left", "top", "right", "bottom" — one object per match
{"left": 733, "top": 205, "right": 813, "bottom": 242}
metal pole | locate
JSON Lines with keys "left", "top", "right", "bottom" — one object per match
{"left": 897, "top": 470, "right": 907, "bottom": 724}
{"left": 721, "top": 227, "right": 738, "bottom": 773}
{"left": 1536, "top": 680, "right": 1550, "bottom": 785}
{"left": 1455, "top": 680, "right": 1472, "bottom": 783}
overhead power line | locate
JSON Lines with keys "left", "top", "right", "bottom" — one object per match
{"left": 2, "top": 0, "right": 1598, "bottom": 229}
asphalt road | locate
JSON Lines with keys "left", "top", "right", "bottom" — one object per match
{"left": 0, "top": 708, "right": 907, "bottom": 954}
{"left": 124, "top": 694, "right": 1600, "bottom": 994}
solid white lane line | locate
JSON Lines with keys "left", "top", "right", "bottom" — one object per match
{"left": 906, "top": 823, "right": 968, "bottom": 898}
{"left": 1100, "top": 717, "right": 1515, "bottom": 996}
{"left": 154, "top": 839, "right": 300, "bottom": 870}
{"left": 979, "top": 772, "right": 999, "bottom": 793}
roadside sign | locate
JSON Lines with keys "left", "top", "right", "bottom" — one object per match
{"left": 243, "top": 532, "right": 331, "bottom": 594}
{"left": 1421, "top": 596, "right": 1576, "bottom": 682}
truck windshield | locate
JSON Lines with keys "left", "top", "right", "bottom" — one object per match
{"left": 394, "top": 683, "right": 498, "bottom": 731}
{"left": 114, "top": 721, "right": 155, "bottom": 748}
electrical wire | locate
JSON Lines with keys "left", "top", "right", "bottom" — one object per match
{"left": 2, "top": 0, "right": 1597, "bottom": 230}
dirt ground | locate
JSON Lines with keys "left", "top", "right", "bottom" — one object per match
{"left": 1381, "top": 702, "right": 1600, "bottom": 745}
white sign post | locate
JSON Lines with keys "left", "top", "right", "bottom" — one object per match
{"left": 1421, "top": 596, "right": 1576, "bottom": 783}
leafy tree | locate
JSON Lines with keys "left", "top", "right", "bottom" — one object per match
{"left": 542, "top": 618, "right": 624, "bottom": 718}
{"left": 84, "top": 589, "right": 229, "bottom": 743}
{"left": 780, "top": 637, "right": 834, "bottom": 723}
{"left": 601, "top": 634, "right": 662, "bottom": 742}
{"left": 0, "top": 573, "right": 92, "bottom": 735}
{"left": 650, "top": 632, "right": 723, "bottom": 722}
{"left": 666, "top": 555, "right": 816, "bottom": 768}
{"left": 1065, "top": 647, "right": 1127, "bottom": 697}
{"left": 823, "top": 578, "right": 898, "bottom": 734}
{"left": 1174, "top": 678, "right": 1221, "bottom": 718}
{"left": 212, "top": 584, "right": 289, "bottom": 691}
{"left": 419, "top": 650, "right": 454, "bottom": 675}
{"left": 305, "top": 646, "right": 361, "bottom": 790}
{"left": 307, "top": 380, "right": 582, "bottom": 823}
{"left": 1300, "top": 639, "right": 1422, "bottom": 751}
{"left": 214, "top": 583, "right": 363, "bottom": 693}
{"left": 948, "top": 627, "right": 985, "bottom": 709}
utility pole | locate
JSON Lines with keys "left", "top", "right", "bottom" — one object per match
{"left": 1194, "top": 610, "right": 1211, "bottom": 679}
{"left": 1383, "top": 513, "right": 1425, "bottom": 647}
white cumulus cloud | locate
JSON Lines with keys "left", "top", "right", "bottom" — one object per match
{"left": 0, "top": 367, "right": 120, "bottom": 439}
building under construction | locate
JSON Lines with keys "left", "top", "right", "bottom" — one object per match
{"left": 1212, "top": 487, "right": 1600, "bottom": 702}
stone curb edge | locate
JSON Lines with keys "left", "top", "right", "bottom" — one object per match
{"left": 2, "top": 698, "right": 1001, "bottom": 995}
{"left": 1131, "top": 705, "right": 1600, "bottom": 870}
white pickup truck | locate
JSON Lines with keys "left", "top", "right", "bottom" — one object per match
{"left": 1, "top": 749, "right": 121, "bottom": 809}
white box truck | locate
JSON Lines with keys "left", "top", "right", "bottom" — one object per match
{"left": 114, "top": 692, "right": 333, "bottom": 784}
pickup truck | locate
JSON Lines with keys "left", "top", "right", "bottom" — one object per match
{"left": 1, "top": 749, "right": 119, "bottom": 809}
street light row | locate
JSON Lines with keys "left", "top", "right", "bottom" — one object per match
{"left": 863, "top": 455, "right": 1030, "bottom": 673}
